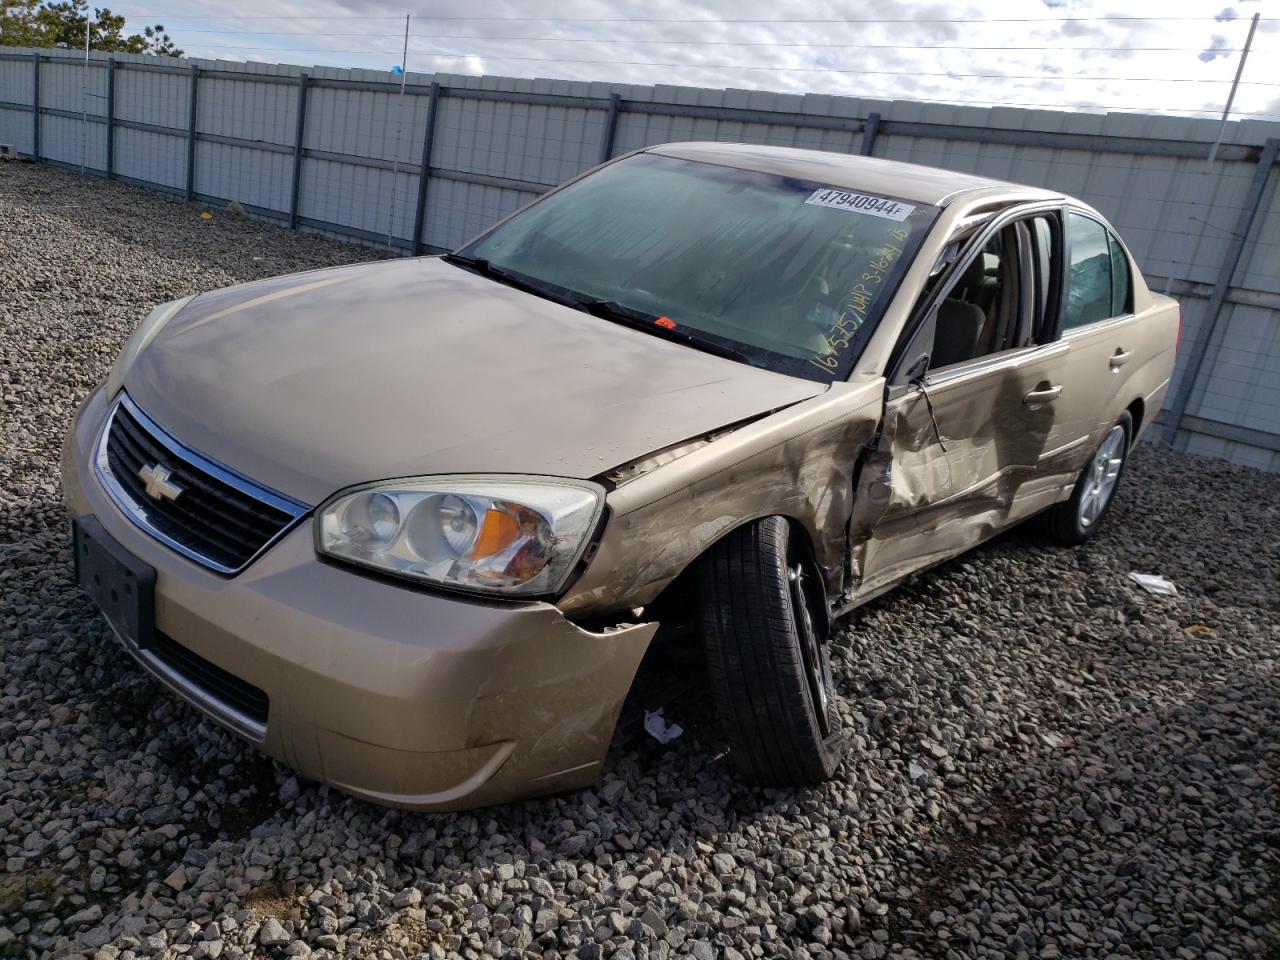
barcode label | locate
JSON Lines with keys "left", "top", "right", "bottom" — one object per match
{"left": 804, "top": 189, "right": 915, "bottom": 221}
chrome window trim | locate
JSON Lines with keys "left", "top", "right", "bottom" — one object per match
{"left": 925, "top": 339, "right": 1070, "bottom": 387}
{"left": 93, "top": 392, "right": 312, "bottom": 575}
{"left": 1060, "top": 310, "right": 1138, "bottom": 339}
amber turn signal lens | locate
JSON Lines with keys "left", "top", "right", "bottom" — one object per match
{"left": 474, "top": 507, "right": 520, "bottom": 558}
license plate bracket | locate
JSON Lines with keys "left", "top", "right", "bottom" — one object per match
{"left": 73, "top": 515, "right": 156, "bottom": 650}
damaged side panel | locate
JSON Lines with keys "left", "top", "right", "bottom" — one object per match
{"left": 849, "top": 344, "right": 1075, "bottom": 602}
{"left": 558, "top": 380, "right": 887, "bottom": 618}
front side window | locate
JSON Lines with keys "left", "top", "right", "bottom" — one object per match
{"left": 1064, "top": 212, "right": 1114, "bottom": 330}
{"left": 459, "top": 153, "right": 937, "bottom": 382}
{"left": 925, "top": 212, "right": 1056, "bottom": 371}
{"left": 929, "top": 231, "right": 1012, "bottom": 369}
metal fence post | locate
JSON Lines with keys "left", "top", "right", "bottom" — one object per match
{"left": 185, "top": 63, "right": 199, "bottom": 202}
{"left": 598, "top": 93, "right": 621, "bottom": 164}
{"left": 31, "top": 52, "right": 40, "bottom": 160}
{"left": 105, "top": 58, "right": 116, "bottom": 178}
{"left": 1161, "top": 136, "right": 1278, "bottom": 446}
{"left": 288, "top": 73, "right": 309, "bottom": 229}
{"left": 411, "top": 81, "right": 441, "bottom": 255}
{"left": 860, "top": 112, "right": 881, "bottom": 156}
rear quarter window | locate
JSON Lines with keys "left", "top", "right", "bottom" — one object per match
{"left": 1108, "top": 233, "right": 1133, "bottom": 316}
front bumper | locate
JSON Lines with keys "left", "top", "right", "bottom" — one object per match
{"left": 61, "top": 385, "right": 655, "bottom": 811}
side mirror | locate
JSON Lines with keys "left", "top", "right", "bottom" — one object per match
{"left": 928, "top": 240, "right": 961, "bottom": 279}
{"left": 903, "top": 352, "right": 930, "bottom": 383}
{"left": 887, "top": 305, "right": 938, "bottom": 396}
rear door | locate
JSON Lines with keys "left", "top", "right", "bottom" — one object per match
{"left": 1034, "top": 209, "right": 1148, "bottom": 486}
{"left": 850, "top": 206, "right": 1070, "bottom": 599}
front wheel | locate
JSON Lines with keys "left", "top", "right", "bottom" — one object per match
{"left": 1040, "top": 411, "right": 1132, "bottom": 545}
{"left": 699, "top": 516, "right": 840, "bottom": 786}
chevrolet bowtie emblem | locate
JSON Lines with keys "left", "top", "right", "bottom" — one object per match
{"left": 138, "top": 463, "right": 184, "bottom": 502}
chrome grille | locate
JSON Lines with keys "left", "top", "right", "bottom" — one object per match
{"left": 95, "top": 394, "right": 309, "bottom": 574}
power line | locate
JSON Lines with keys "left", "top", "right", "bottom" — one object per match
{"left": 115, "top": 12, "right": 1280, "bottom": 24}
{"left": 178, "top": 40, "right": 1242, "bottom": 53}
{"left": 117, "top": 12, "right": 410, "bottom": 19}
{"left": 163, "top": 27, "right": 1273, "bottom": 62}
{"left": 162, "top": 34, "right": 1280, "bottom": 86}
{"left": 167, "top": 43, "right": 1280, "bottom": 115}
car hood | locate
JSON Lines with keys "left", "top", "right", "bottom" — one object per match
{"left": 125, "top": 257, "right": 826, "bottom": 505}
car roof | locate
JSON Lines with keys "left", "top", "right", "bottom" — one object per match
{"left": 645, "top": 141, "right": 1062, "bottom": 207}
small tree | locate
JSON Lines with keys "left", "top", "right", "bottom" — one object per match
{"left": 0, "top": 0, "right": 47, "bottom": 46}
{"left": 0, "top": 0, "right": 182, "bottom": 55}
{"left": 139, "top": 23, "right": 180, "bottom": 57}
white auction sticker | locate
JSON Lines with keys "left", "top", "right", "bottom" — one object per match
{"left": 804, "top": 188, "right": 915, "bottom": 222}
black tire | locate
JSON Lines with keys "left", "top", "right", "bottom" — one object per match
{"left": 698, "top": 516, "right": 840, "bottom": 786}
{"left": 1039, "top": 411, "right": 1133, "bottom": 546}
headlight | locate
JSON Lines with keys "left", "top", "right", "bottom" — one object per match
{"left": 315, "top": 476, "right": 606, "bottom": 598}
{"left": 106, "top": 296, "right": 195, "bottom": 398}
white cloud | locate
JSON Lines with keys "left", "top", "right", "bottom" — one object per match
{"left": 115, "top": 0, "right": 1279, "bottom": 121}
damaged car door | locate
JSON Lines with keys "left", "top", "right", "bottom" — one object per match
{"left": 852, "top": 205, "right": 1073, "bottom": 598}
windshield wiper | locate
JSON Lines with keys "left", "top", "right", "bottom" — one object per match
{"left": 443, "top": 254, "right": 756, "bottom": 367}
{"left": 573, "top": 297, "right": 757, "bottom": 367}
{"left": 441, "top": 253, "right": 578, "bottom": 305}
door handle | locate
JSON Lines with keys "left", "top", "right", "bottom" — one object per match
{"left": 1109, "top": 349, "right": 1134, "bottom": 369}
{"left": 1023, "top": 384, "right": 1062, "bottom": 405}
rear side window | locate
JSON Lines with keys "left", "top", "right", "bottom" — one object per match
{"left": 1108, "top": 234, "right": 1133, "bottom": 316}
{"left": 1064, "top": 212, "right": 1112, "bottom": 329}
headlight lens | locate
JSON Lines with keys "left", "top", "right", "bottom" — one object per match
{"left": 106, "top": 296, "right": 195, "bottom": 398}
{"left": 316, "top": 476, "right": 605, "bottom": 597}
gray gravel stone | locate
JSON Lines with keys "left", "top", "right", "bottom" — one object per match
{"left": 257, "top": 919, "right": 288, "bottom": 947}
{"left": 1, "top": 162, "right": 1277, "bottom": 960}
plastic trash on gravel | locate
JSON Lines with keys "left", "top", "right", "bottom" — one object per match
{"left": 643, "top": 708, "right": 684, "bottom": 744}
{"left": 1127, "top": 572, "right": 1177, "bottom": 595}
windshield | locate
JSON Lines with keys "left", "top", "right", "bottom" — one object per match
{"left": 458, "top": 152, "right": 937, "bottom": 382}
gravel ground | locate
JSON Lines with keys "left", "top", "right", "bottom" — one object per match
{"left": 2, "top": 162, "right": 1278, "bottom": 960}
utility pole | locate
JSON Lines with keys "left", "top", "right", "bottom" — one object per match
{"left": 80, "top": 4, "right": 91, "bottom": 175}
{"left": 1159, "top": 11, "right": 1262, "bottom": 447}
{"left": 386, "top": 13, "right": 410, "bottom": 252}
{"left": 1163, "top": 12, "right": 1260, "bottom": 296}
{"left": 1207, "top": 11, "right": 1258, "bottom": 166}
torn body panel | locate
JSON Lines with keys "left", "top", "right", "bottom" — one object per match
{"left": 849, "top": 343, "right": 1072, "bottom": 601}
{"left": 604, "top": 419, "right": 762, "bottom": 487}
{"left": 559, "top": 380, "right": 886, "bottom": 618}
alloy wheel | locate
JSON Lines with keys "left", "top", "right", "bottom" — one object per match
{"left": 788, "top": 557, "right": 834, "bottom": 736}
{"left": 1077, "top": 424, "right": 1127, "bottom": 529}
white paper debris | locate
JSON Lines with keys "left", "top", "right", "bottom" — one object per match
{"left": 643, "top": 708, "right": 684, "bottom": 745}
{"left": 1127, "top": 572, "right": 1178, "bottom": 596}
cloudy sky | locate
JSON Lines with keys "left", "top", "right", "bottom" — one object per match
{"left": 112, "top": 0, "right": 1280, "bottom": 121}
